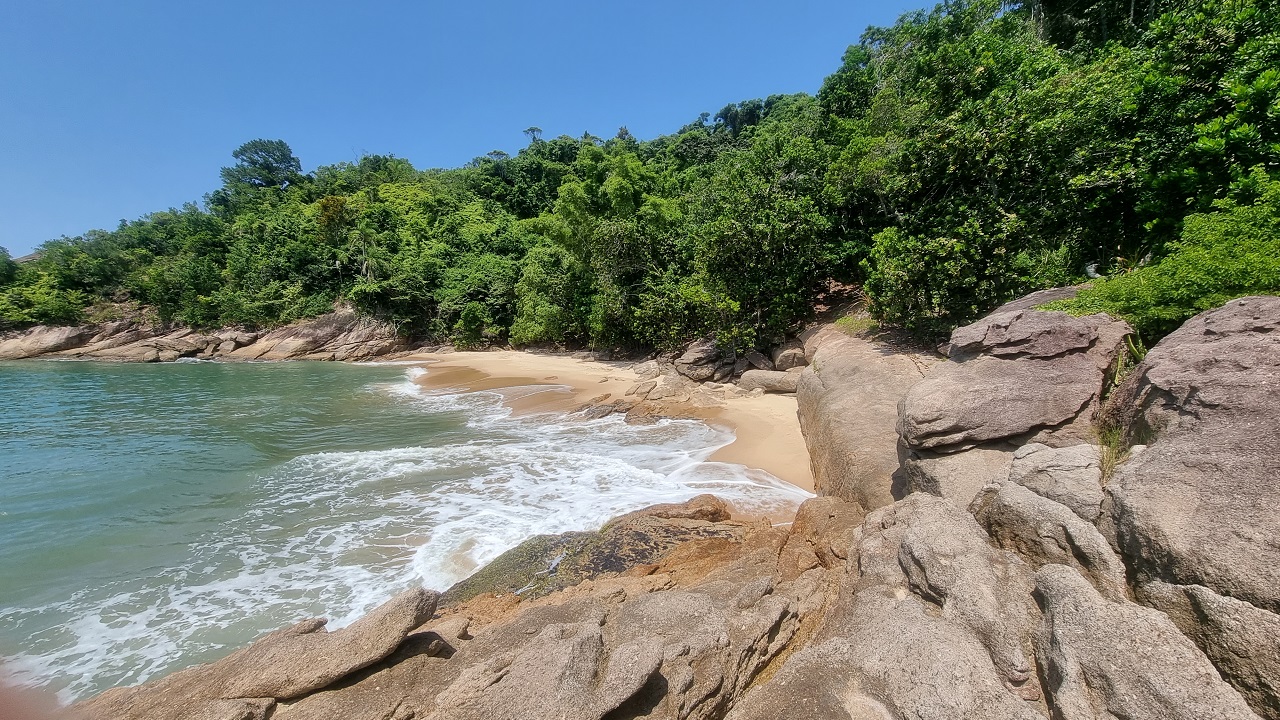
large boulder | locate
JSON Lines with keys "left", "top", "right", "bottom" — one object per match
{"left": 743, "top": 349, "right": 773, "bottom": 371}
{"left": 673, "top": 339, "right": 721, "bottom": 381}
{"left": 770, "top": 341, "right": 806, "bottom": 371}
{"left": 899, "top": 308, "right": 1131, "bottom": 452}
{"left": 72, "top": 494, "right": 852, "bottom": 720}
{"left": 441, "top": 495, "right": 750, "bottom": 604}
{"left": 796, "top": 332, "right": 930, "bottom": 511}
{"left": 1102, "top": 296, "right": 1280, "bottom": 716}
{"left": 737, "top": 368, "right": 799, "bottom": 394}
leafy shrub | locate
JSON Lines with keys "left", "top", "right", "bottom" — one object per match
{"left": 0, "top": 272, "right": 88, "bottom": 326}
{"left": 1047, "top": 167, "right": 1280, "bottom": 339}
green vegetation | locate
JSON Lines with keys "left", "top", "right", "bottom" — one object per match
{"left": 1049, "top": 168, "right": 1280, "bottom": 336}
{"left": 3, "top": 0, "right": 1277, "bottom": 348}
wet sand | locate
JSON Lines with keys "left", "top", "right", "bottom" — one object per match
{"left": 397, "top": 350, "right": 815, "bottom": 493}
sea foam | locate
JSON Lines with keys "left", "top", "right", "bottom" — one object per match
{"left": 1, "top": 366, "right": 809, "bottom": 702}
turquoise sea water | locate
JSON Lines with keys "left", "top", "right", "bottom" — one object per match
{"left": 0, "top": 360, "right": 807, "bottom": 702}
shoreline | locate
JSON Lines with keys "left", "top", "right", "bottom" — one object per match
{"left": 398, "top": 349, "right": 816, "bottom": 495}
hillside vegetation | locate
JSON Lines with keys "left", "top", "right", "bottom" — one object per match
{"left": 2, "top": 0, "right": 1277, "bottom": 347}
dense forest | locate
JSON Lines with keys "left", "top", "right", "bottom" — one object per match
{"left": 2, "top": 0, "right": 1277, "bottom": 348}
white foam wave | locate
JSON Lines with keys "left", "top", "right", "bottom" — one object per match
{"left": 3, "top": 365, "right": 810, "bottom": 703}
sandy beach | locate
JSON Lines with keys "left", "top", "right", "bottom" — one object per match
{"left": 397, "top": 350, "right": 815, "bottom": 494}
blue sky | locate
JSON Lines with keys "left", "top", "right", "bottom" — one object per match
{"left": 0, "top": 1, "right": 921, "bottom": 256}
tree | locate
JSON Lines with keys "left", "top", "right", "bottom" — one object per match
{"left": 0, "top": 246, "right": 16, "bottom": 285}
{"left": 523, "top": 126, "right": 543, "bottom": 143}
{"left": 219, "top": 139, "right": 303, "bottom": 189}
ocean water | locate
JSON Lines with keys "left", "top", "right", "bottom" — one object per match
{"left": 0, "top": 359, "right": 808, "bottom": 702}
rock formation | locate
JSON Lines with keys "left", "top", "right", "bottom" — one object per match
{"left": 1101, "top": 296, "right": 1280, "bottom": 715}
{"left": 795, "top": 329, "right": 931, "bottom": 511}
{"left": 897, "top": 306, "right": 1130, "bottom": 508}
{"left": 70, "top": 293, "right": 1278, "bottom": 719}
{"left": 0, "top": 309, "right": 408, "bottom": 363}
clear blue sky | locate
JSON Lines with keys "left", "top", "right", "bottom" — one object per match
{"left": 0, "top": 0, "right": 921, "bottom": 256}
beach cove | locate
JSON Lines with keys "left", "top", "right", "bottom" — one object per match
{"left": 0, "top": 353, "right": 812, "bottom": 702}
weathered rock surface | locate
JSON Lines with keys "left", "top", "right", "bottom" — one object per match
{"left": 736, "top": 368, "right": 798, "bottom": 394}
{"left": 796, "top": 331, "right": 931, "bottom": 510}
{"left": 225, "top": 311, "right": 407, "bottom": 361}
{"left": 904, "top": 445, "right": 1012, "bottom": 508}
{"left": 0, "top": 324, "right": 97, "bottom": 359}
{"left": 797, "top": 323, "right": 843, "bottom": 363}
{"left": 1140, "top": 581, "right": 1280, "bottom": 719}
{"left": 743, "top": 349, "right": 773, "bottom": 371}
{"left": 1102, "top": 296, "right": 1280, "bottom": 716}
{"left": 1007, "top": 442, "right": 1103, "bottom": 522}
{"left": 673, "top": 339, "right": 721, "bottom": 381}
{"left": 732, "top": 494, "right": 1044, "bottom": 720}
{"left": 441, "top": 495, "right": 750, "bottom": 604}
{"left": 971, "top": 481, "right": 1128, "bottom": 600}
{"left": 900, "top": 308, "right": 1131, "bottom": 452}
{"left": 75, "top": 588, "right": 438, "bottom": 720}
{"left": 1033, "top": 564, "right": 1261, "bottom": 720}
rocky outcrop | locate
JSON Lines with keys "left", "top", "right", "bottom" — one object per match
{"left": 74, "top": 588, "right": 438, "bottom": 720}
{"left": 0, "top": 324, "right": 97, "bottom": 359}
{"left": 737, "top": 368, "right": 798, "bottom": 394}
{"left": 0, "top": 310, "right": 408, "bottom": 363}
{"left": 896, "top": 306, "right": 1130, "bottom": 509}
{"left": 796, "top": 329, "right": 932, "bottom": 511}
{"left": 1102, "top": 296, "right": 1280, "bottom": 716}
{"left": 673, "top": 339, "right": 722, "bottom": 381}
{"left": 731, "top": 494, "right": 1045, "bottom": 720}
{"left": 900, "top": 309, "right": 1131, "bottom": 452}
{"left": 73, "top": 496, "right": 839, "bottom": 720}
{"left": 769, "top": 341, "right": 805, "bottom": 371}
{"left": 224, "top": 312, "right": 407, "bottom": 361}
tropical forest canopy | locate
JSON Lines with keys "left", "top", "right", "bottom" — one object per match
{"left": 2, "top": 0, "right": 1277, "bottom": 347}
